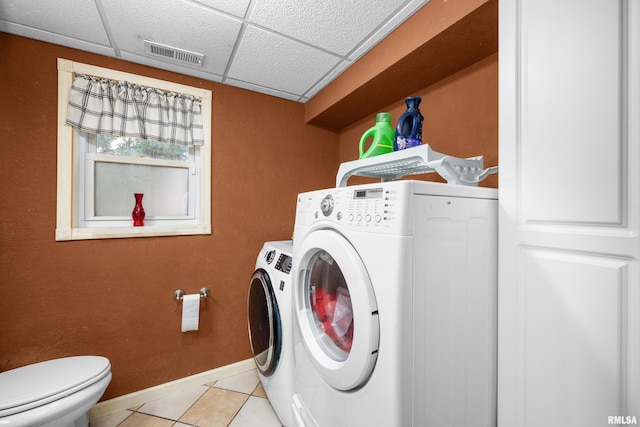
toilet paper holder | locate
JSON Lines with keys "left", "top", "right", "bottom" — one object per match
{"left": 174, "top": 288, "right": 210, "bottom": 301}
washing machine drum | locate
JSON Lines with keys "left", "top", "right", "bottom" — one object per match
{"left": 294, "top": 229, "right": 380, "bottom": 391}
{"left": 247, "top": 269, "right": 281, "bottom": 376}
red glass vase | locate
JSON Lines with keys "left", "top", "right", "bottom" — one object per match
{"left": 132, "top": 193, "right": 146, "bottom": 226}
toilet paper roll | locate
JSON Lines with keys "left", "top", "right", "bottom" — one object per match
{"left": 181, "top": 294, "right": 200, "bottom": 332}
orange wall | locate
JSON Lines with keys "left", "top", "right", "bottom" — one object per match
{"left": 0, "top": 33, "right": 339, "bottom": 400}
{"left": 339, "top": 54, "right": 498, "bottom": 188}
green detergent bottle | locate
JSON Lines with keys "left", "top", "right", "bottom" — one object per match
{"left": 359, "top": 112, "right": 395, "bottom": 159}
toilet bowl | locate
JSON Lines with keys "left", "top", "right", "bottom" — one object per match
{"left": 0, "top": 356, "right": 111, "bottom": 427}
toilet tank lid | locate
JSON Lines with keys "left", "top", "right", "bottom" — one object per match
{"left": 0, "top": 356, "right": 111, "bottom": 415}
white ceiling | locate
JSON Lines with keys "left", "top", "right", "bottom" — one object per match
{"left": 0, "top": 0, "right": 429, "bottom": 102}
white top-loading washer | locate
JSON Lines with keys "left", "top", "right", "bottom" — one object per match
{"left": 291, "top": 180, "right": 498, "bottom": 427}
{"left": 248, "top": 241, "right": 295, "bottom": 426}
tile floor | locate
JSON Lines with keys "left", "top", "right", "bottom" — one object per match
{"left": 90, "top": 369, "right": 283, "bottom": 427}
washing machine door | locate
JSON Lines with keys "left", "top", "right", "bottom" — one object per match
{"left": 294, "top": 229, "right": 379, "bottom": 391}
{"left": 247, "top": 269, "right": 281, "bottom": 376}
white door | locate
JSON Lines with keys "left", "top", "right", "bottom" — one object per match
{"left": 499, "top": 1, "right": 640, "bottom": 426}
{"left": 293, "top": 229, "right": 380, "bottom": 391}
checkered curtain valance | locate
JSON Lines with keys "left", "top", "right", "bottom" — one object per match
{"left": 66, "top": 73, "right": 204, "bottom": 146}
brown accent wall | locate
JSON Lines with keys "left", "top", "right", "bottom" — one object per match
{"left": 0, "top": 33, "right": 338, "bottom": 400}
{"left": 338, "top": 54, "right": 498, "bottom": 189}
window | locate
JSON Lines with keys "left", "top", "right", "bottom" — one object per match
{"left": 78, "top": 133, "right": 198, "bottom": 227}
{"left": 56, "top": 58, "right": 212, "bottom": 240}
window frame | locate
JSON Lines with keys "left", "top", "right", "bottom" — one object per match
{"left": 56, "top": 58, "right": 212, "bottom": 241}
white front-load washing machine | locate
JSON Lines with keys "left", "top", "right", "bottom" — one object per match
{"left": 248, "top": 241, "right": 295, "bottom": 426}
{"left": 291, "top": 180, "right": 498, "bottom": 427}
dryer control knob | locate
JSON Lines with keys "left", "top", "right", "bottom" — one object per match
{"left": 265, "top": 250, "right": 276, "bottom": 264}
{"left": 320, "top": 194, "right": 334, "bottom": 217}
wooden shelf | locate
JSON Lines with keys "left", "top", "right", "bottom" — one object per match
{"left": 305, "top": 0, "right": 498, "bottom": 131}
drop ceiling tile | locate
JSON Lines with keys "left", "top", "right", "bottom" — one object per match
{"left": 0, "top": 0, "right": 110, "bottom": 45}
{"left": 249, "top": 0, "right": 407, "bottom": 56}
{"left": 100, "top": 0, "right": 242, "bottom": 76}
{"left": 227, "top": 25, "right": 341, "bottom": 97}
{"left": 118, "top": 51, "right": 224, "bottom": 83}
{"left": 0, "top": 21, "right": 117, "bottom": 57}
{"left": 348, "top": 0, "right": 430, "bottom": 61}
{"left": 224, "top": 78, "right": 301, "bottom": 102}
{"left": 303, "top": 60, "right": 353, "bottom": 100}
{"left": 190, "top": 0, "right": 252, "bottom": 18}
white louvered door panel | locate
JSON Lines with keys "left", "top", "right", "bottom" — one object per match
{"left": 498, "top": 1, "right": 640, "bottom": 426}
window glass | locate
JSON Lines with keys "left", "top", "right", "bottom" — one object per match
{"left": 93, "top": 162, "right": 190, "bottom": 217}
{"left": 97, "top": 135, "right": 189, "bottom": 161}
{"left": 79, "top": 131, "right": 196, "bottom": 226}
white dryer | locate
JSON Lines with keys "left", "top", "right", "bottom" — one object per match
{"left": 248, "top": 241, "right": 295, "bottom": 426}
{"left": 291, "top": 181, "right": 498, "bottom": 427}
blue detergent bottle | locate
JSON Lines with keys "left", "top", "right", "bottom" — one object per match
{"left": 394, "top": 96, "right": 423, "bottom": 150}
{"left": 359, "top": 112, "right": 395, "bottom": 159}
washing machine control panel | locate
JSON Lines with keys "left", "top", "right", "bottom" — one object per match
{"left": 275, "top": 253, "right": 292, "bottom": 274}
{"left": 300, "top": 183, "right": 409, "bottom": 234}
{"left": 348, "top": 187, "right": 385, "bottom": 225}
{"left": 263, "top": 249, "right": 292, "bottom": 274}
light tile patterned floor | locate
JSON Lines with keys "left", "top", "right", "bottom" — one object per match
{"left": 91, "top": 369, "right": 283, "bottom": 427}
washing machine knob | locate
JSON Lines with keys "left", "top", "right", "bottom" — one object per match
{"left": 265, "top": 250, "right": 276, "bottom": 264}
{"left": 320, "top": 194, "right": 334, "bottom": 217}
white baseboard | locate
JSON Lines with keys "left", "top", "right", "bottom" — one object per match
{"left": 89, "top": 358, "right": 256, "bottom": 421}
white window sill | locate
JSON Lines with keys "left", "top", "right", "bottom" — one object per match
{"left": 55, "top": 225, "right": 211, "bottom": 241}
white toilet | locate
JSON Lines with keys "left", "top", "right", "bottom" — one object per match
{"left": 0, "top": 356, "right": 111, "bottom": 427}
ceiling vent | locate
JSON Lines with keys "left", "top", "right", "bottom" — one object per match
{"left": 143, "top": 40, "right": 204, "bottom": 66}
